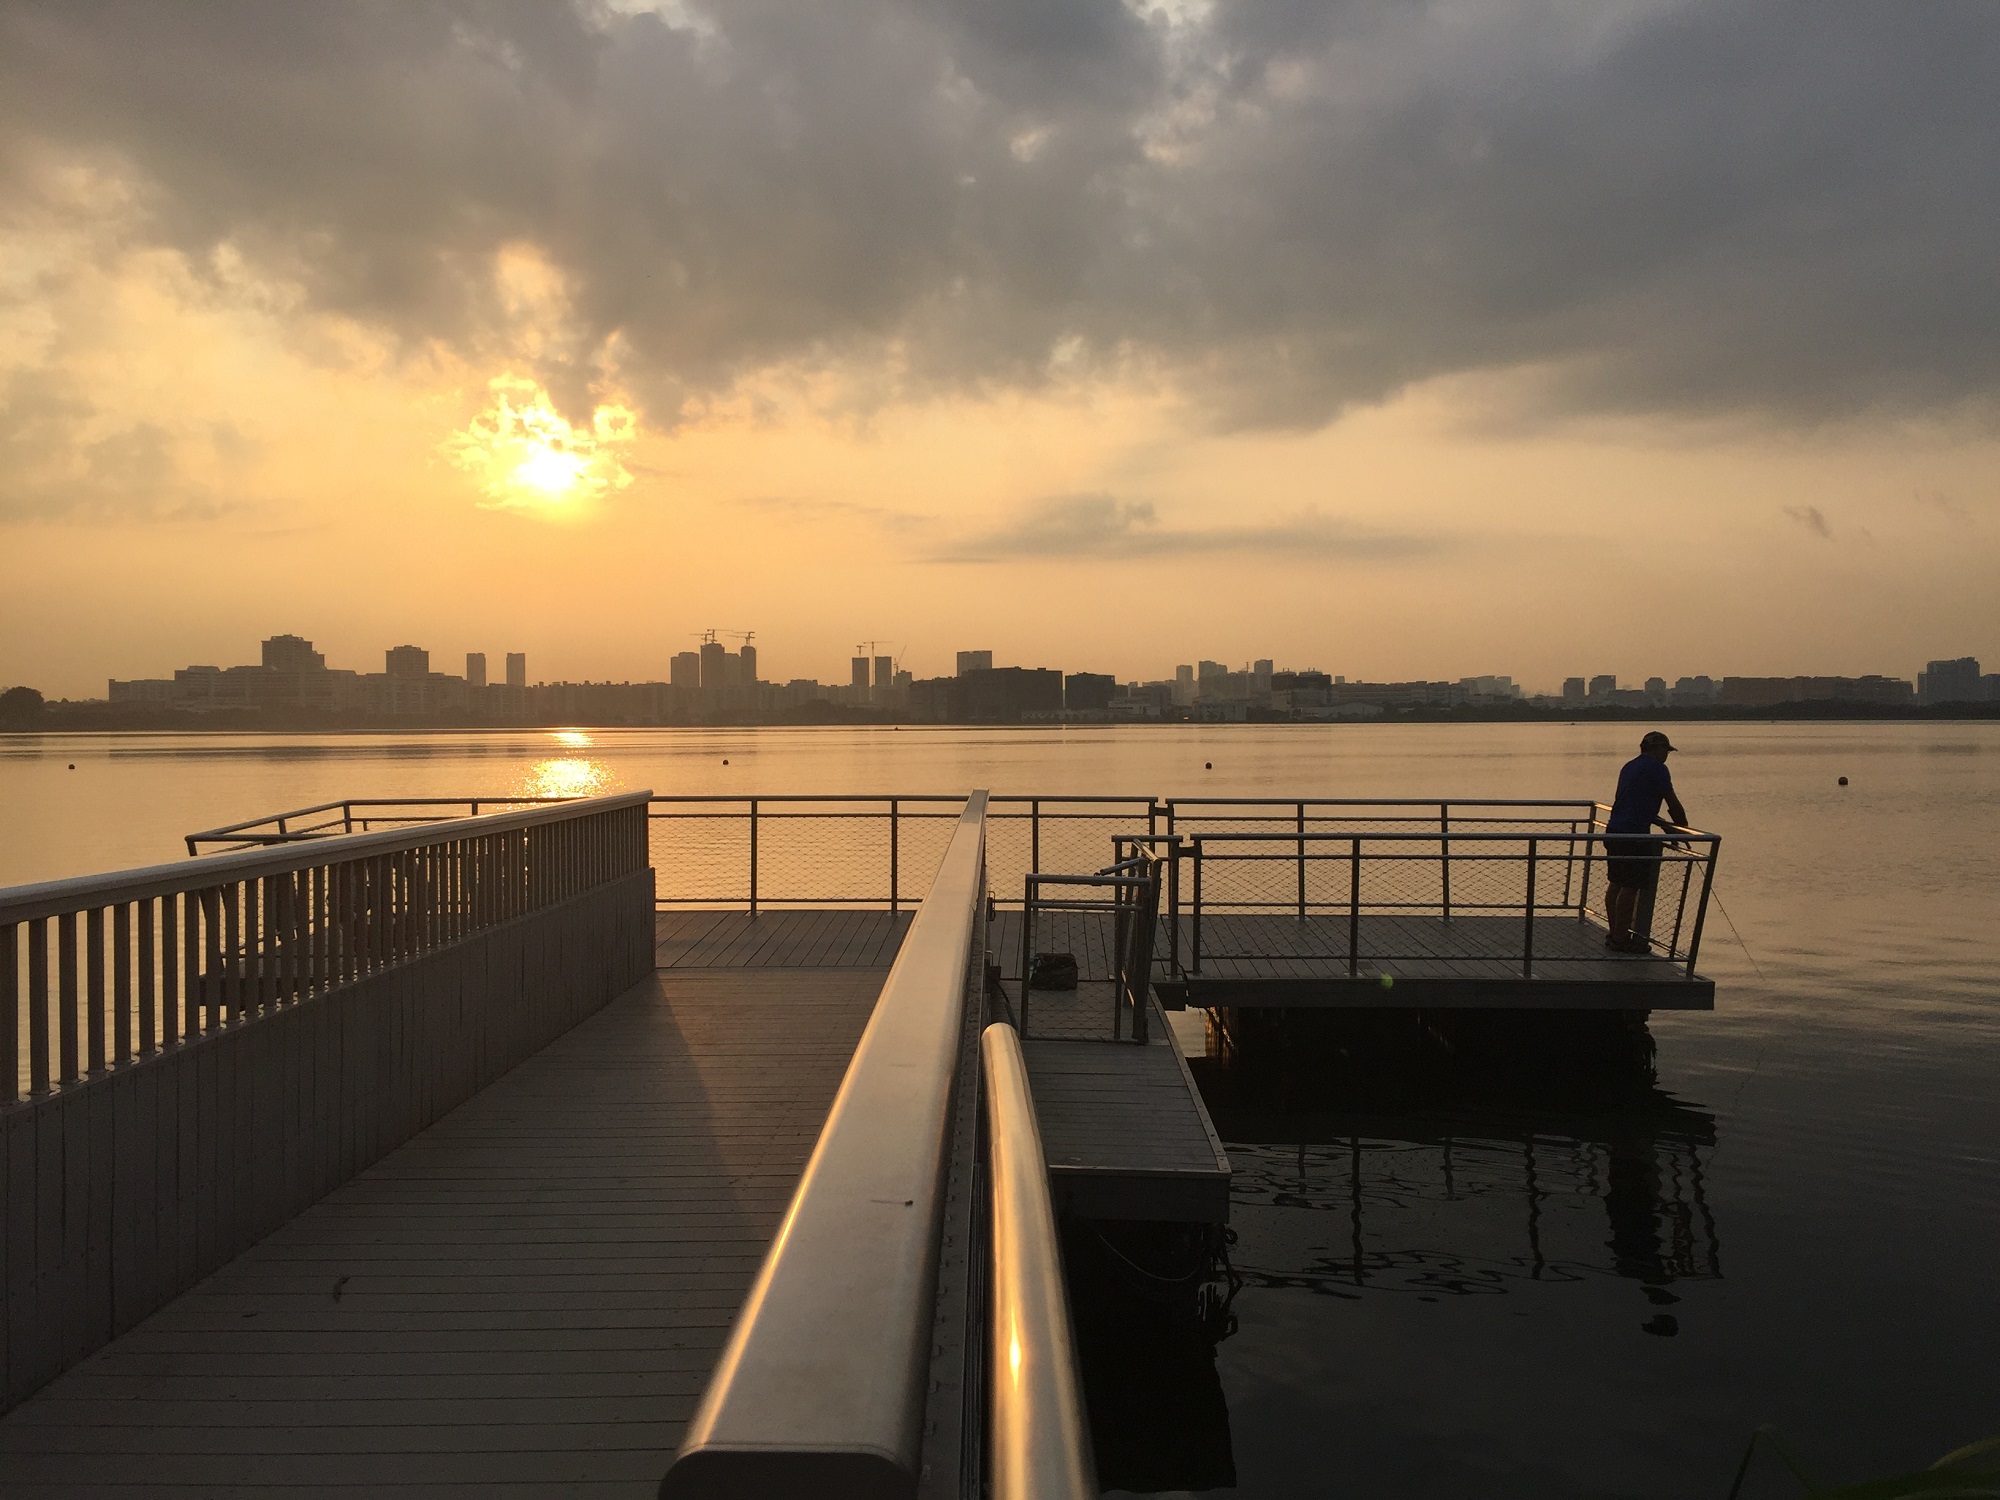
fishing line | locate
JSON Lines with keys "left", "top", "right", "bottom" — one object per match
{"left": 1706, "top": 881, "right": 1778, "bottom": 1111}
{"left": 1708, "top": 886, "right": 1766, "bottom": 981}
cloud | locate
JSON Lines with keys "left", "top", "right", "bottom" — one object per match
{"left": 0, "top": 369, "right": 236, "bottom": 521}
{"left": 933, "top": 492, "right": 1440, "bottom": 562}
{"left": 3, "top": 0, "right": 2000, "bottom": 433}
{"left": 1784, "top": 504, "right": 1833, "bottom": 539}
{"left": 732, "top": 494, "right": 936, "bottom": 535}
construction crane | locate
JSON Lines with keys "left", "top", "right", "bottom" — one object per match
{"left": 723, "top": 630, "right": 755, "bottom": 647}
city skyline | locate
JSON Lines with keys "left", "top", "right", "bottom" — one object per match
{"left": 36, "top": 628, "right": 1994, "bottom": 722}
{"left": 3, "top": 6, "right": 1999, "bottom": 701}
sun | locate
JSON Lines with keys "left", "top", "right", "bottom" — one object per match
{"left": 443, "top": 375, "right": 637, "bottom": 514}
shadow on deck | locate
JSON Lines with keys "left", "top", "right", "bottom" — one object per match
{"left": 0, "top": 916, "right": 900, "bottom": 1496}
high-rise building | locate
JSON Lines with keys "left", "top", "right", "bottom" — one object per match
{"left": 851, "top": 657, "right": 870, "bottom": 691}
{"left": 386, "top": 645, "right": 429, "bottom": 678}
{"left": 1252, "top": 659, "right": 1274, "bottom": 692}
{"left": 1918, "top": 657, "right": 1983, "bottom": 705}
{"left": 670, "top": 651, "right": 700, "bottom": 689}
{"left": 956, "top": 650, "right": 993, "bottom": 676}
{"left": 465, "top": 652, "right": 487, "bottom": 688}
{"left": 740, "top": 645, "right": 757, "bottom": 685}
{"left": 1562, "top": 677, "right": 1587, "bottom": 704}
{"left": 700, "top": 639, "right": 727, "bottom": 688}
{"left": 262, "top": 634, "right": 325, "bottom": 673}
{"left": 505, "top": 652, "right": 527, "bottom": 689}
{"left": 1588, "top": 674, "right": 1618, "bottom": 700}
{"left": 1065, "top": 673, "right": 1117, "bottom": 712}
{"left": 874, "top": 656, "right": 893, "bottom": 690}
{"left": 1173, "top": 664, "right": 1195, "bottom": 706}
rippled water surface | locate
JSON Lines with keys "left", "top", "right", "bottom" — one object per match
{"left": 2, "top": 722, "right": 1995, "bottom": 1496}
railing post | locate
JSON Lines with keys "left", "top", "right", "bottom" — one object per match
{"left": 748, "top": 799, "right": 759, "bottom": 917}
{"left": 1031, "top": 799, "right": 1041, "bottom": 874}
{"left": 1, "top": 922, "right": 16, "bottom": 1103}
{"left": 1578, "top": 806, "right": 1599, "bottom": 921}
{"left": 1523, "top": 837, "right": 1538, "bottom": 979}
{"left": 58, "top": 911, "right": 79, "bottom": 1084}
{"left": 889, "top": 798, "right": 900, "bottom": 915}
{"left": 1190, "top": 840, "right": 1203, "bottom": 976}
{"left": 1686, "top": 840, "right": 1718, "bottom": 977}
{"left": 1348, "top": 837, "right": 1361, "bottom": 978}
{"left": 28, "top": 917, "right": 49, "bottom": 1094}
{"left": 1296, "top": 801, "right": 1307, "bottom": 921}
{"left": 1440, "top": 801, "right": 1452, "bottom": 922}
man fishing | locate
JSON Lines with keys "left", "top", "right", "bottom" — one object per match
{"left": 1603, "top": 731, "right": 1688, "bottom": 953}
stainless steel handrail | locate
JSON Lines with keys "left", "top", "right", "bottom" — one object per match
{"left": 660, "top": 791, "right": 989, "bottom": 1498}
{"left": 3, "top": 792, "right": 655, "bottom": 925}
{"left": 982, "top": 1022, "right": 1094, "bottom": 1500}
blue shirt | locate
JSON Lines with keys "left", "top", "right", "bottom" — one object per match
{"left": 1607, "top": 755, "right": 1675, "bottom": 834}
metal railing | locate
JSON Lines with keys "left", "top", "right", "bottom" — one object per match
{"left": 660, "top": 793, "right": 990, "bottom": 1497}
{"left": 1179, "top": 822, "right": 1719, "bottom": 978}
{"left": 6, "top": 792, "right": 653, "bottom": 1103}
{"left": 981, "top": 1022, "right": 1095, "bottom": 1500}
{"left": 190, "top": 794, "right": 1166, "bottom": 913}
{"left": 1017, "top": 849, "right": 1164, "bottom": 1043}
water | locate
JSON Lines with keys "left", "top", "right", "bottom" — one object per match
{"left": 2, "top": 722, "right": 1996, "bottom": 1496}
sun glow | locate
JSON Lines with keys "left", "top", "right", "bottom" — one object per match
{"left": 444, "top": 375, "right": 637, "bottom": 514}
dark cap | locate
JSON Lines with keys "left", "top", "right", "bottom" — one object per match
{"left": 1641, "top": 731, "right": 1677, "bottom": 752}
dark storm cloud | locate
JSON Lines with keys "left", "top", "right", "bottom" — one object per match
{"left": 3, "top": 0, "right": 1998, "bottom": 428}
{"left": 933, "top": 492, "right": 1439, "bottom": 562}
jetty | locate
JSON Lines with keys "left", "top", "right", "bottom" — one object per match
{"left": 0, "top": 790, "right": 1718, "bottom": 1495}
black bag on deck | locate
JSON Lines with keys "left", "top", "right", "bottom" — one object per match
{"left": 1028, "top": 951, "right": 1079, "bottom": 991}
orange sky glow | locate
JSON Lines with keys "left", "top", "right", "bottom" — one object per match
{"left": 2, "top": 4, "right": 1996, "bottom": 697}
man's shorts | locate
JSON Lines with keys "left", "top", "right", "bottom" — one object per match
{"left": 1604, "top": 837, "right": 1662, "bottom": 891}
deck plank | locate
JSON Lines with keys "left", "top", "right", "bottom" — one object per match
{"left": 0, "top": 964, "right": 892, "bottom": 1495}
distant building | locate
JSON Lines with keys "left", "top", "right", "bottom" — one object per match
{"left": 1460, "top": 675, "right": 1522, "bottom": 701}
{"left": 262, "top": 634, "right": 325, "bottom": 673}
{"left": 1673, "top": 676, "right": 1718, "bottom": 704}
{"left": 670, "top": 652, "right": 700, "bottom": 689}
{"left": 505, "top": 652, "right": 527, "bottom": 689}
{"left": 1562, "top": 677, "right": 1587, "bottom": 705}
{"left": 465, "top": 652, "right": 487, "bottom": 689}
{"left": 1588, "top": 674, "right": 1618, "bottom": 700}
{"left": 955, "top": 650, "right": 993, "bottom": 676}
{"left": 874, "top": 656, "right": 894, "bottom": 690}
{"left": 1918, "top": 657, "right": 1983, "bottom": 705}
{"left": 385, "top": 645, "right": 429, "bottom": 678}
{"left": 850, "top": 657, "right": 870, "bottom": 692}
{"left": 1645, "top": 676, "right": 1668, "bottom": 706}
{"left": 1065, "top": 673, "right": 1117, "bottom": 712}
{"left": 1252, "top": 659, "right": 1274, "bottom": 694}
{"left": 956, "top": 667, "right": 1063, "bottom": 722}
{"left": 700, "top": 639, "right": 727, "bottom": 689}
{"left": 1173, "top": 665, "right": 1195, "bottom": 707}
{"left": 1720, "top": 676, "right": 1914, "bottom": 708}
{"left": 739, "top": 644, "right": 758, "bottom": 685}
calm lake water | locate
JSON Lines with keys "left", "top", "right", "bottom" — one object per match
{"left": 2, "top": 722, "right": 1996, "bottom": 1497}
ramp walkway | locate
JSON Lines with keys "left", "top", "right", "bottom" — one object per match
{"left": 0, "top": 925, "right": 893, "bottom": 1496}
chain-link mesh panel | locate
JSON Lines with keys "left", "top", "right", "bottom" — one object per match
{"left": 986, "top": 800, "right": 1158, "bottom": 905}
{"left": 649, "top": 810, "right": 752, "bottom": 905}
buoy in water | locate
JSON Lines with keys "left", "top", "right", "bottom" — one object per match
{"left": 722, "top": 758, "right": 729, "bottom": 765}
{"left": 1838, "top": 776, "right": 1848, "bottom": 786}
{"left": 1204, "top": 761, "right": 1213, "bottom": 770}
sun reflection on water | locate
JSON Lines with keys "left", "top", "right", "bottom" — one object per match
{"left": 520, "top": 730, "right": 613, "bottom": 799}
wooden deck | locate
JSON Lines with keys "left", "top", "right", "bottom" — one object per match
{"left": 995, "top": 907, "right": 1713, "bottom": 1011}
{"left": 0, "top": 946, "right": 891, "bottom": 1495}
{"left": 654, "top": 908, "right": 913, "bottom": 970}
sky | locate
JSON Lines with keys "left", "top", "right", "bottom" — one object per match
{"left": 2, "top": 0, "right": 1997, "bottom": 698}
